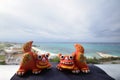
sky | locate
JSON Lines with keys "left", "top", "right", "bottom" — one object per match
{"left": 0, "top": 0, "right": 120, "bottom": 42}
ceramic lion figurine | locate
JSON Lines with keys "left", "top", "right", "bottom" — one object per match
{"left": 57, "top": 44, "right": 90, "bottom": 73}
{"left": 72, "top": 44, "right": 90, "bottom": 73}
{"left": 16, "top": 41, "right": 51, "bottom": 76}
{"left": 57, "top": 54, "right": 80, "bottom": 73}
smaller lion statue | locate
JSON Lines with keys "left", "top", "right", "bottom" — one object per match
{"left": 16, "top": 41, "right": 51, "bottom": 76}
{"left": 57, "top": 54, "right": 80, "bottom": 73}
{"left": 57, "top": 44, "right": 90, "bottom": 73}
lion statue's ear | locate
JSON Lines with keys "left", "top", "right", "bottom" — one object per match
{"left": 58, "top": 53, "right": 62, "bottom": 57}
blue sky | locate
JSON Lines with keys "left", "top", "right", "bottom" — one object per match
{"left": 0, "top": 0, "right": 120, "bottom": 42}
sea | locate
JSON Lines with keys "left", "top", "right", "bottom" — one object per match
{"left": 34, "top": 42, "right": 120, "bottom": 58}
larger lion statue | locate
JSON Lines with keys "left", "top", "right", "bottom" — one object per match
{"left": 16, "top": 41, "right": 51, "bottom": 76}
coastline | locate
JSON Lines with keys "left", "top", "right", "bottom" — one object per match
{"left": 32, "top": 47, "right": 119, "bottom": 59}
{"left": 1, "top": 42, "right": 120, "bottom": 65}
{"left": 97, "top": 52, "right": 118, "bottom": 58}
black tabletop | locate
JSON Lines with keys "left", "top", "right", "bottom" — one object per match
{"left": 10, "top": 62, "right": 115, "bottom": 80}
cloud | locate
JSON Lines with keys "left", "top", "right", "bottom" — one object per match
{"left": 0, "top": 0, "right": 120, "bottom": 42}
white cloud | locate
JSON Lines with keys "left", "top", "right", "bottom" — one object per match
{"left": 0, "top": 0, "right": 120, "bottom": 42}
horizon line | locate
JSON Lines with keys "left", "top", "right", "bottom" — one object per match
{"left": 0, "top": 41, "right": 120, "bottom": 44}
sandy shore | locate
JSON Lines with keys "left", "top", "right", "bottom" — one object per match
{"left": 97, "top": 52, "right": 118, "bottom": 58}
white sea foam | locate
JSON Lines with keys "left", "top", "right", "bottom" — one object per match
{"left": 32, "top": 47, "right": 57, "bottom": 59}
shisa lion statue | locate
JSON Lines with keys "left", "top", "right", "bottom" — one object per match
{"left": 57, "top": 53, "right": 80, "bottom": 73}
{"left": 57, "top": 44, "right": 90, "bottom": 73}
{"left": 16, "top": 41, "right": 51, "bottom": 76}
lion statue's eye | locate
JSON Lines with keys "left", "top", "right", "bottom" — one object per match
{"left": 38, "top": 55, "right": 42, "bottom": 60}
{"left": 69, "top": 56, "right": 73, "bottom": 60}
{"left": 45, "top": 54, "right": 49, "bottom": 58}
{"left": 60, "top": 55, "right": 64, "bottom": 59}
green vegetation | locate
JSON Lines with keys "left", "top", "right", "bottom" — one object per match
{"left": 0, "top": 55, "right": 6, "bottom": 65}
{"left": 86, "top": 57, "right": 100, "bottom": 64}
{"left": 99, "top": 57, "right": 120, "bottom": 61}
{"left": 87, "top": 57, "right": 120, "bottom": 64}
{"left": 49, "top": 57, "right": 59, "bottom": 62}
{"left": 0, "top": 60, "right": 6, "bottom": 65}
{"left": 49, "top": 56, "right": 120, "bottom": 64}
{"left": 111, "top": 62, "right": 117, "bottom": 64}
{"left": 0, "top": 55, "right": 5, "bottom": 60}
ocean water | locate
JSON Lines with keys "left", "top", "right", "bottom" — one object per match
{"left": 34, "top": 42, "right": 120, "bottom": 58}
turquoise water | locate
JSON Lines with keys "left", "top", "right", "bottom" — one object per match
{"left": 34, "top": 42, "right": 120, "bottom": 58}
